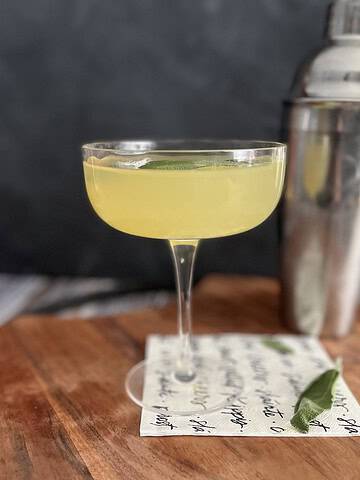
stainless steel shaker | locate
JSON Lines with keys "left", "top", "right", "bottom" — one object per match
{"left": 282, "top": 0, "right": 360, "bottom": 337}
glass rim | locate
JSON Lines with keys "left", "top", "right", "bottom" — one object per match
{"left": 82, "top": 139, "right": 286, "bottom": 155}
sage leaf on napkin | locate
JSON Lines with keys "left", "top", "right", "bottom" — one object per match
{"left": 262, "top": 337, "right": 293, "bottom": 354}
{"left": 291, "top": 367, "right": 340, "bottom": 433}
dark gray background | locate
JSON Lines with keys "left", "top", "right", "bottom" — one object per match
{"left": 0, "top": 0, "right": 329, "bottom": 285}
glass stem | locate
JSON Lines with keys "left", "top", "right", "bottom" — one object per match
{"left": 169, "top": 239, "right": 198, "bottom": 383}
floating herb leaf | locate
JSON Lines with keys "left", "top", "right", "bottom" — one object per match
{"left": 140, "top": 159, "right": 237, "bottom": 170}
{"left": 290, "top": 368, "right": 340, "bottom": 433}
{"left": 262, "top": 337, "right": 293, "bottom": 354}
{"left": 140, "top": 159, "right": 204, "bottom": 170}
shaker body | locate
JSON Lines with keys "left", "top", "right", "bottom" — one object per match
{"left": 282, "top": 100, "right": 360, "bottom": 337}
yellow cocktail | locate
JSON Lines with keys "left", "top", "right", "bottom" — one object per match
{"left": 82, "top": 140, "right": 286, "bottom": 415}
{"left": 84, "top": 154, "right": 284, "bottom": 239}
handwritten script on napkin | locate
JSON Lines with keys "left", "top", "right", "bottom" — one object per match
{"left": 140, "top": 334, "right": 360, "bottom": 437}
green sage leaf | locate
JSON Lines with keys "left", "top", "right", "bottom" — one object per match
{"left": 262, "top": 337, "right": 293, "bottom": 354}
{"left": 291, "top": 368, "right": 340, "bottom": 433}
{"left": 140, "top": 158, "right": 238, "bottom": 170}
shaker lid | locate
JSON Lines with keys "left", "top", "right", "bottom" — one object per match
{"left": 292, "top": 0, "right": 360, "bottom": 99}
{"left": 330, "top": 0, "right": 360, "bottom": 38}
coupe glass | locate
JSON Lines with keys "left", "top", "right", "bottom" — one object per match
{"left": 82, "top": 140, "right": 286, "bottom": 415}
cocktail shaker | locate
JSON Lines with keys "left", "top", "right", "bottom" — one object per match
{"left": 282, "top": 0, "right": 360, "bottom": 337}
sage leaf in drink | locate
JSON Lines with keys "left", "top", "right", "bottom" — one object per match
{"left": 290, "top": 368, "right": 340, "bottom": 433}
{"left": 140, "top": 158, "right": 238, "bottom": 170}
{"left": 140, "top": 159, "right": 205, "bottom": 170}
{"left": 262, "top": 337, "right": 293, "bottom": 354}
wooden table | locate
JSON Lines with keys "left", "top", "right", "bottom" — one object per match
{"left": 1, "top": 275, "right": 359, "bottom": 480}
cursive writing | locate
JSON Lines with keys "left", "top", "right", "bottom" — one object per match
{"left": 298, "top": 339, "right": 312, "bottom": 352}
{"left": 280, "top": 357, "right": 293, "bottom": 369}
{"left": 249, "top": 355, "right": 269, "bottom": 385}
{"left": 150, "top": 412, "right": 178, "bottom": 430}
{"left": 281, "top": 372, "right": 303, "bottom": 397}
{"left": 155, "top": 370, "right": 179, "bottom": 399}
{"left": 189, "top": 419, "right": 216, "bottom": 433}
{"left": 308, "top": 356, "right": 328, "bottom": 370}
{"left": 337, "top": 417, "right": 360, "bottom": 434}
{"left": 333, "top": 392, "right": 349, "bottom": 412}
{"left": 309, "top": 419, "right": 330, "bottom": 432}
{"left": 256, "top": 388, "right": 284, "bottom": 419}
{"left": 190, "top": 381, "right": 210, "bottom": 410}
{"left": 221, "top": 404, "right": 249, "bottom": 430}
{"left": 270, "top": 426, "right": 285, "bottom": 433}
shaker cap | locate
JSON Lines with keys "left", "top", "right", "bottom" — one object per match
{"left": 329, "top": 0, "right": 360, "bottom": 38}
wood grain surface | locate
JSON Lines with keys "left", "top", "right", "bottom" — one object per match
{"left": 1, "top": 275, "right": 359, "bottom": 480}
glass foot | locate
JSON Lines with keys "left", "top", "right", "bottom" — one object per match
{"left": 125, "top": 356, "right": 234, "bottom": 416}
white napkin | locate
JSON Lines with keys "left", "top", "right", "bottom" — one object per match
{"left": 140, "top": 334, "right": 360, "bottom": 436}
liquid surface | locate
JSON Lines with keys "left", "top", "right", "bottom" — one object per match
{"left": 83, "top": 155, "right": 285, "bottom": 239}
